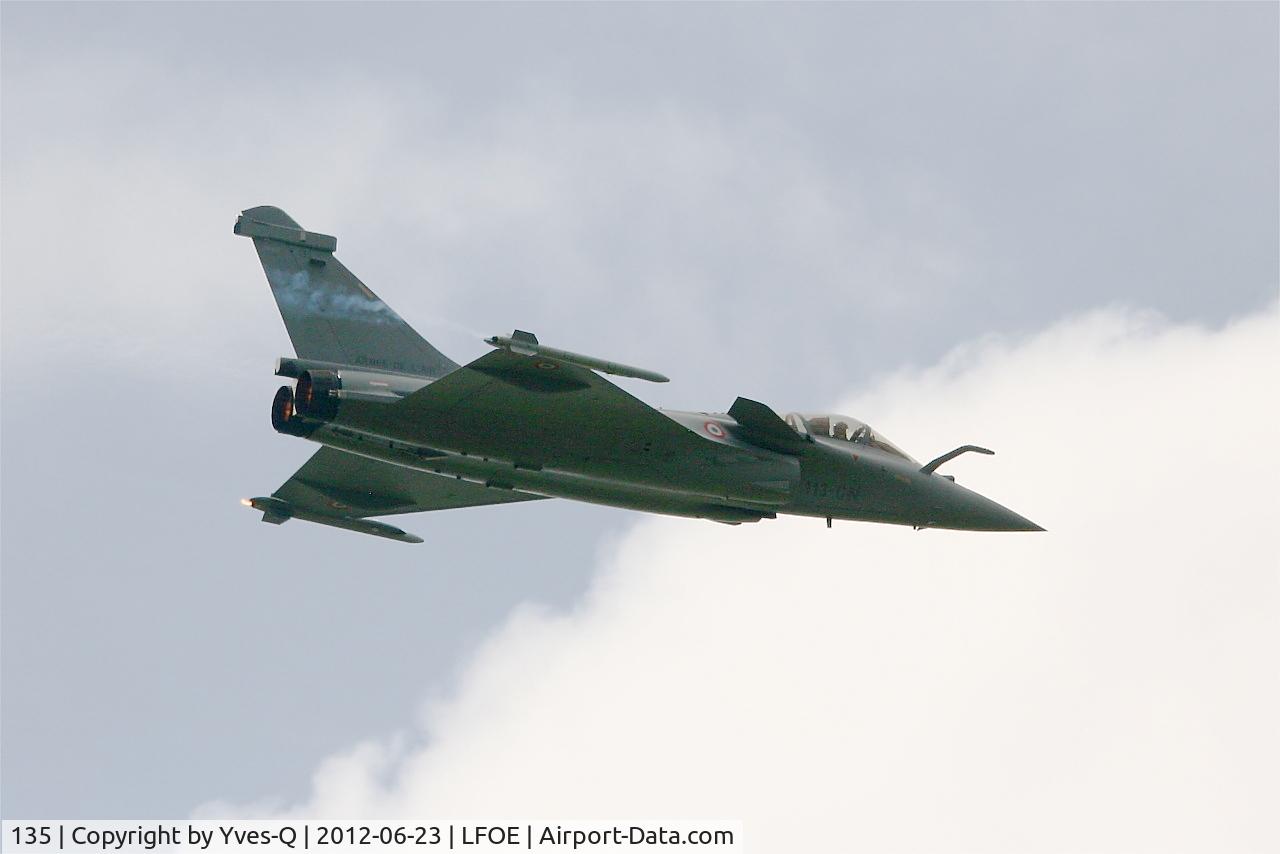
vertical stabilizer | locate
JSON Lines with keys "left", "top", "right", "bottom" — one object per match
{"left": 235, "top": 206, "right": 457, "bottom": 378}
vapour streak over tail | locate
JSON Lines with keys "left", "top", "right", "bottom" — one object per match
{"left": 235, "top": 206, "right": 458, "bottom": 379}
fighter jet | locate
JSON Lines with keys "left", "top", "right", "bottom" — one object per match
{"left": 236, "top": 206, "right": 1042, "bottom": 543}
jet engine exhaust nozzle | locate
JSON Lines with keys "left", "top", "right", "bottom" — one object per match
{"left": 270, "top": 385, "right": 312, "bottom": 437}
{"left": 295, "top": 370, "right": 341, "bottom": 421}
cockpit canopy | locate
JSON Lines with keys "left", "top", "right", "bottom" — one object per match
{"left": 785, "top": 412, "right": 916, "bottom": 463}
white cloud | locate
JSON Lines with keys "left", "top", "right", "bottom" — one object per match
{"left": 200, "top": 304, "right": 1279, "bottom": 852}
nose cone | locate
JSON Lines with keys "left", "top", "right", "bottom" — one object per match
{"left": 933, "top": 482, "right": 1045, "bottom": 532}
{"left": 970, "top": 501, "right": 1044, "bottom": 532}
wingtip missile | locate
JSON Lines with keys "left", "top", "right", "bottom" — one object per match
{"left": 486, "top": 331, "right": 670, "bottom": 383}
{"left": 240, "top": 496, "right": 422, "bottom": 542}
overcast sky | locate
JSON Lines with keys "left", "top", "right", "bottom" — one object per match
{"left": 2, "top": 3, "right": 1276, "bottom": 846}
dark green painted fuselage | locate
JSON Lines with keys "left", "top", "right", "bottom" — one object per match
{"left": 238, "top": 205, "right": 1041, "bottom": 542}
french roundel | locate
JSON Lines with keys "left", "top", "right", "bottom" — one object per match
{"left": 704, "top": 421, "right": 726, "bottom": 439}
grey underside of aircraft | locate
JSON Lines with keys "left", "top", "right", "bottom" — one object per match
{"left": 236, "top": 205, "right": 1042, "bottom": 543}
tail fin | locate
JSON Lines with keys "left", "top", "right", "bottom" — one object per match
{"left": 234, "top": 206, "right": 458, "bottom": 378}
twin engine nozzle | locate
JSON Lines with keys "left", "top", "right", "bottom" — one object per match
{"left": 271, "top": 370, "right": 342, "bottom": 436}
{"left": 270, "top": 365, "right": 432, "bottom": 436}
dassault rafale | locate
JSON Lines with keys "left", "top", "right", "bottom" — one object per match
{"left": 237, "top": 206, "right": 1042, "bottom": 543}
